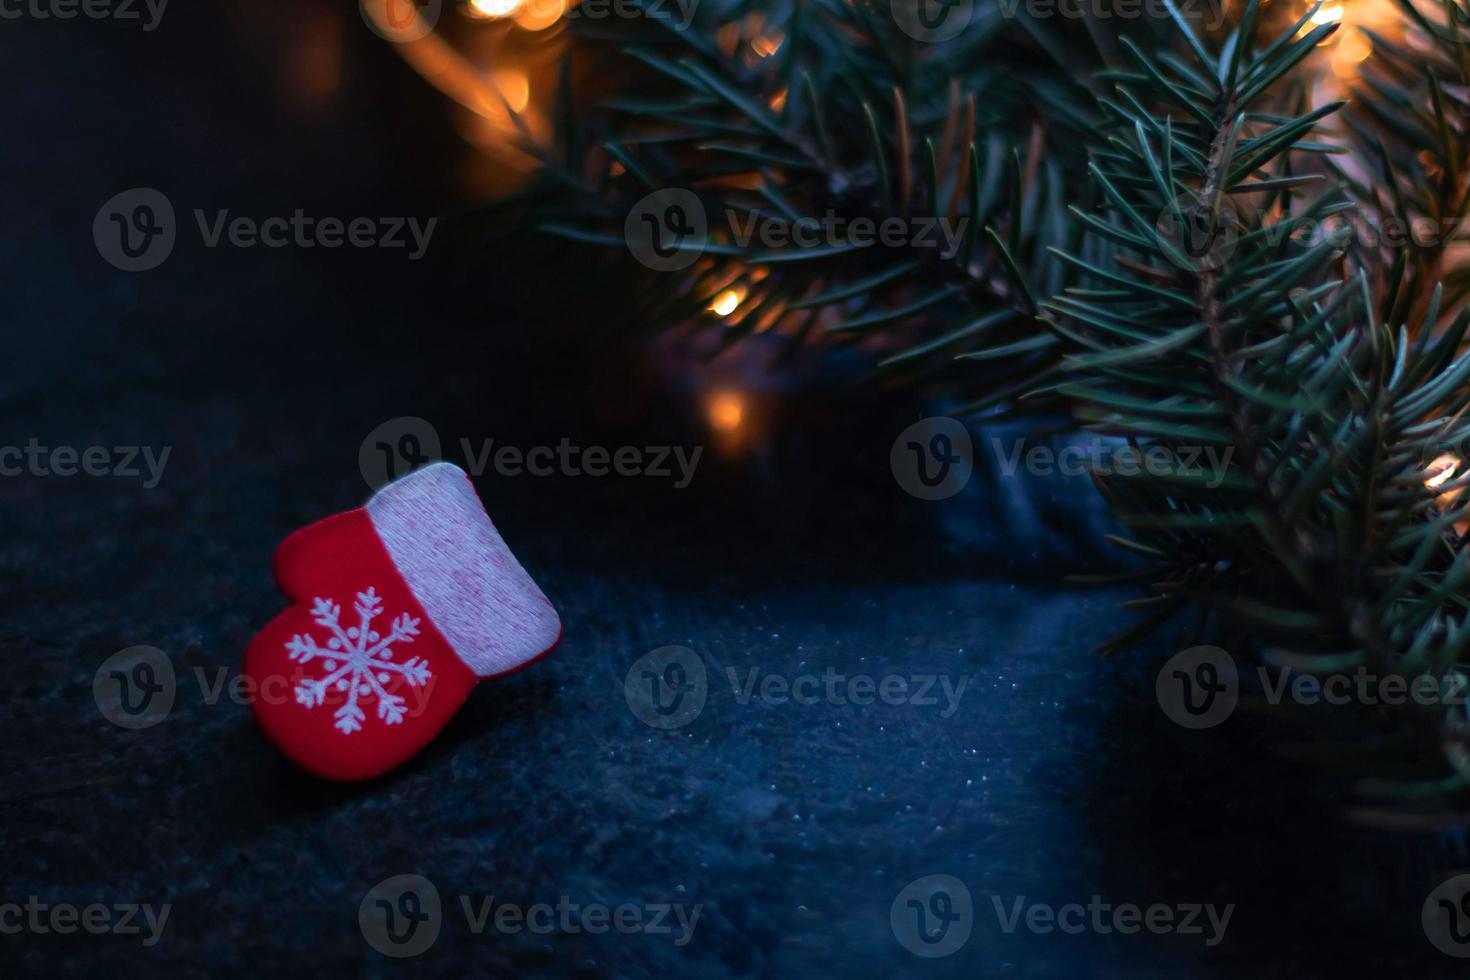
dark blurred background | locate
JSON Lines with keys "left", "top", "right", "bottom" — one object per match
{"left": 1, "top": 2, "right": 1467, "bottom": 976}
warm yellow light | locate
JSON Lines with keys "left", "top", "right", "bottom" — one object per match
{"left": 490, "top": 68, "right": 530, "bottom": 112}
{"left": 709, "top": 287, "right": 746, "bottom": 317}
{"left": 1331, "top": 30, "right": 1372, "bottom": 72}
{"left": 1310, "top": 2, "right": 1344, "bottom": 25}
{"left": 708, "top": 393, "right": 744, "bottom": 432}
{"left": 467, "top": 0, "right": 524, "bottom": 18}
{"left": 514, "top": 0, "right": 565, "bottom": 30}
{"left": 1427, "top": 454, "right": 1459, "bottom": 490}
{"left": 716, "top": 22, "right": 742, "bottom": 55}
{"left": 751, "top": 30, "right": 785, "bottom": 58}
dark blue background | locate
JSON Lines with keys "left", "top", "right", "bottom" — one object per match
{"left": 1, "top": 3, "right": 1466, "bottom": 976}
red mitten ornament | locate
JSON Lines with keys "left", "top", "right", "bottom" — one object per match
{"left": 243, "top": 462, "right": 560, "bottom": 780}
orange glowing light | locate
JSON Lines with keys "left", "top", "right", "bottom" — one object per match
{"left": 751, "top": 30, "right": 785, "bottom": 58}
{"left": 468, "top": 0, "right": 526, "bottom": 17}
{"left": 1331, "top": 30, "right": 1372, "bottom": 72}
{"left": 491, "top": 68, "right": 531, "bottom": 112}
{"left": 514, "top": 0, "right": 566, "bottom": 30}
{"left": 1427, "top": 454, "right": 1459, "bottom": 490}
{"left": 708, "top": 393, "right": 745, "bottom": 432}
{"left": 709, "top": 287, "right": 746, "bottom": 317}
{"left": 1310, "top": 2, "right": 1344, "bottom": 25}
{"left": 716, "top": 22, "right": 742, "bottom": 55}
{"left": 284, "top": 9, "right": 342, "bottom": 113}
{"left": 1299, "top": 0, "right": 1344, "bottom": 45}
{"left": 363, "top": 0, "right": 435, "bottom": 42}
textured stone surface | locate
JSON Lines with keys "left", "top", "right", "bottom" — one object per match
{"left": 1, "top": 5, "right": 1468, "bottom": 978}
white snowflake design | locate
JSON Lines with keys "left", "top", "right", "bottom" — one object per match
{"left": 285, "top": 587, "right": 432, "bottom": 734}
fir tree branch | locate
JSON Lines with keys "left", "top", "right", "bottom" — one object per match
{"left": 499, "top": 1, "right": 1156, "bottom": 381}
{"left": 1036, "top": 2, "right": 1470, "bottom": 821}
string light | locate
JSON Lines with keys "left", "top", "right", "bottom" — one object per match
{"left": 1426, "top": 454, "right": 1459, "bottom": 491}
{"left": 466, "top": 0, "right": 525, "bottom": 18}
{"left": 1331, "top": 29, "right": 1373, "bottom": 72}
{"left": 514, "top": 0, "right": 567, "bottom": 31}
{"left": 490, "top": 68, "right": 531, "bottom": 113}
{"left": 1309, "top": 2, "right": 1345, "bottom": 26}
{"left": 709, "top": 287, "right": 747, "bottom": 318}
{"left": 707, "top": 393, "right": 745, "bottom": 432}
{"left": 751, "top": 29, "right": 785, "bottom": 59}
